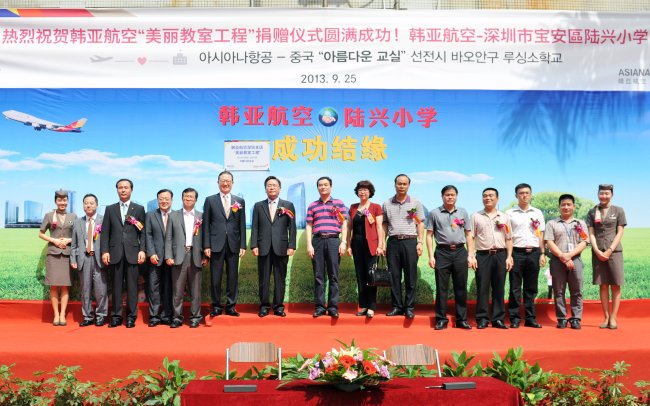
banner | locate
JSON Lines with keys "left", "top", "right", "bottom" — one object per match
{"left": 0, "top": 9, "right": 648, "bottom": 302}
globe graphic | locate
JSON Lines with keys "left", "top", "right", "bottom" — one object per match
{"left": 318, "top": 107, "right": 338, "bottom": 127}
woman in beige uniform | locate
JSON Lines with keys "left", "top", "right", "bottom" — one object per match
{"left": 39, "top": 189, "right": 77, "bottom": 326}
{"left": 586, "top": 184, "right": 626, "bottom": 330}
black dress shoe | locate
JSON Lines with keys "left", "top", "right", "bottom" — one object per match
{"left": 524, "top": 320, "right": 542, "bottom": 328}
{"left": 160, "top": 319, "right": 172, "bottom": 326}
{"left": 455, "top": 321, "right": 472, "bottom": 330}
{"left": 79, "top": 319, "right": 94, "bottom": 327}
{"left": 170, "top": 320, "right": 183, "bottom": 328}
{"left": 95, "top": 318, "right": 105, "bottom": 327}
{"left": 148, "top": 319, "right": 160, "bottom": 327}
{"left": 404, "top": 310, "right": 415, "bottom": 319}
{"left": 477, "top": 320, "right": 489, "bottom": 329}
{"left": 492, "top": 320, "right": 508, "bottom": 329}
{"left": 210, "top": 309, "right": 223, "bottom": 317}
{"left": 125, "top": 320, "right": 136, "bottom": 328}
{"left": 313, "top": 309, "right": 327, "bottom": 318}
{"left": 328, "top": 309, "right": 339, "bottom": 318}
{"left": 510, "top": 320, "right": 520, "bottom": 329}
{"left": 258, "top": 309, "right": 269, "bottom": 318}
{"left": 189, "top": 320, "right": 200, "bottom": 328}
{"left": 556, "top": 319, "right": 568, "bottom": 329}
{"left": 434, "top": 320, "right": 448, "bottom": 330}
{"left": 108, "top": 319, "right": 122, "bottom": 328}
{"left": 386, "top": 308, "right": 404, "bottom": 317}
{"left": 569, "top": 319, "right": 581, "bottom": 330}
{"left": 226, "top": 309, "right": 240, "bottom": 317}
{"left": 274, "top": 310, "right": 287, "bottom": 317}
{"left": 356, "top": 309, "right": 368, "bottom": 316}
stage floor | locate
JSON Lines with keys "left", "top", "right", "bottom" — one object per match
{"left": 2, "top": 300, "right": 648, "bottom": 386}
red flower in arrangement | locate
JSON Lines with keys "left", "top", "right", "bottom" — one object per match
{"left": 231, "top": 202, "right": 242, "bottom": 213}
{"left": 362, "top": 208, "right": 375, "bottom": 224}
{"left": 362, "top": 360, "right": 377, "bottom": 375}
{"left": 452, "top": 217, "right": 465, "bottom": 230}
{"left": 93, "top": 224, "right": 102, "bottom": 241}
{"left": 339, "top": 355, "right": 356, "bottom": 369}
{"left": 325, "top": 365, "right": 339, "bottom": 374}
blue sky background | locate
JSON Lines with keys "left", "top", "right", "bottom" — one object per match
{"left": 1, "top": 88, "right": 649, "bottom": 226}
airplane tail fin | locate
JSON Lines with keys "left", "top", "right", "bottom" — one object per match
{"left": 68, "top": 118, "right": 87, "bottom": 129}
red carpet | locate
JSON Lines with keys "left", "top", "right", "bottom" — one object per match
{"left": 2, "top": 299, "right": 648, "bottom": 387}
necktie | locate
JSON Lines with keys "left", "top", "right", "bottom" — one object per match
{"left": 269, "top": 201, "right": 275, "bottom": 221}
{"left": 223, "top": 195, "right": 230, "bottom": 218}
{"left": 120, "top": 203, "right": 127, "bottom": 224}
{"left": 162, "top": 212, "right": 168, "bottom": 231}
{"left": 86, "top": 218, "right": 94, "bottom": 253}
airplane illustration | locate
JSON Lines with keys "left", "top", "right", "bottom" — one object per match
{"left": 2, "top": 110, "right": 87, "bottom": 132}
{"left": 90, "top": 55, "right": 113, "bottom": 63}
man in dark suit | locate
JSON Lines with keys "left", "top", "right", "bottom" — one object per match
{"left": 71, "top": 193, "right": 107, "bottom": 327}
{"left": 100, "top": 178, "right": 146, "bottom": 328}
{"left": 165, "top": 187, "right": 207, "bottom": 328}
{"left": 250, "top": 176, "right": 297, "bottom": 317}
{"left": 203, "top": 170, "right": 246, "bottom": 317}
{"left": 144, "top": 189, "right": 174, "bottom": 327}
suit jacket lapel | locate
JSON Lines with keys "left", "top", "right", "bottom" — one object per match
{"left": 155, "top": 209, "right": 164, "bottom": 232}
{"left": 180, "top": 210, "right": 187, "bottom": 235}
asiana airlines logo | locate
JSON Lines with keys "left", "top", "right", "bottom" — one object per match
{"left": 619, "top": 68, "right": 650, "bottom": 77}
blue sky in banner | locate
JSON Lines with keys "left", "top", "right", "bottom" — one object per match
{"left": 1, "top": 88, "right": 648, "bottom": 226}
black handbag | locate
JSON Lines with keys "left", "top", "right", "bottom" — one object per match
{"left": 368, "top": 256, "right": 391, "bottom": 287}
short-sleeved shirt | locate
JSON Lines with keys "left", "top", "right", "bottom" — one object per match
{"left": 586, "top": 205, "right": 626, "bottom": 252}
{"left": 470, "top": 210, "right": 511, "bottom": 250}
{"left": 545, "top": 217, "right": 589, "bottom": 253}
{"left": 306, "top": 197, "right": 347, "bottom": 235}
{"left": 427, "top": 205, "right": 471, "bottom": 245}
{"left": 506, "top": 205, "right": 545, "bottom": 248}
{"left": 382, "top": 195, "right": 424, "bottom": 237}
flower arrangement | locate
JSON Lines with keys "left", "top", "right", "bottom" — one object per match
{"left": 277, "top": 207, "right": 295, "bottom": 218}
{"left": 282, "top": 340, "right": 394, "bottom": 390}
{"left": 496, "top": 219, "right": 510, "bottom": 235}
{"left": 93, "top": 224, "right": 102, "bottom": 241}
{"left": 406, "top": 208, "right": 422, "bottom": 224}
{"left": 574, "top": 223, "right": 588, "bottom": 241}
{"left": 330, "top": 206, "right": 346, "bottom": 224}
{"left": 452, "top": 218, "right": 465, "bottom": 230}
{"left": 530, "top": 218, "right": 541, "bottom": 238}
{"left": 126, "top": 215, "right": 144, "bottom": 231}
{"left": 193, "top": 218, "right": 202, "bottom": 236}
{"left": 362, "top": 208, "right": 375, "bottom": 224}
{"left": 231, "top": 201, "right": 242, "bottom": 213}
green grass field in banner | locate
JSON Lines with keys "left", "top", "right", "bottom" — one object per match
{"left": 0, "top": 228, "right": 648, "bottom": 302}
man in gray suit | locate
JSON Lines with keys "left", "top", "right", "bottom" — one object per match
{"left": 165, "top": 188, "right": 207, "bottom": 328}
{"left": 145, "top": 189, "right": 174, "bottom": 327}
{"left": 251, "top": 176, "right": 297, "bottom": 317}
{"left": 71, "top": 193, "right": 107, "bottom": 327}
{"left": 203, "top": 170, "right": 246, "bottom": 317}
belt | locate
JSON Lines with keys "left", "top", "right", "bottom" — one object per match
{"left": 314, "top": 233, "right": 339, "bottom": 239}
{"left": 185, "top": 246, "right": 192, "bottom": 252}
{"left": 391, "top": 234, "right": 417, "bottom": 240}
{"left": 85, "top": 251, "right": 95, "bottom": 256}
{"left": 477, "top": 248, "right": 505, "bottom": 255}
{"left": 513, "top": 247, "right": 539, "bottom": 253}
{"left": 436, "top": 244, "right": 465, "bottom": 251}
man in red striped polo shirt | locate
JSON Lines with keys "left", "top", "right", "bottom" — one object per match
{"left": 305, "top": 176, "right": 348, "bottom": 318}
